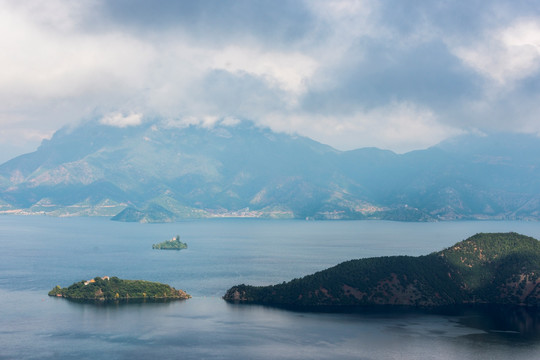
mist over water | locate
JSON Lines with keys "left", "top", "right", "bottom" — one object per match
{"left": 1, "top": 216, "right": 539, "bottom": 359}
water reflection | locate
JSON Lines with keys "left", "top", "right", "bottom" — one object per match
{"left": 453, "top": 305, "right": 540, "bottom": 342}
{"left": 3, "top": 291, "right": 540, "bottom": 360}
{"left": 226, "top": 301, "right": 540, "bottom": 341}
{"left": 58, "top": 296, "right": 188, "bottom": 307}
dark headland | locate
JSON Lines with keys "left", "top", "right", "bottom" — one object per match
{"left": 224, "top": 233, "right": 540, "bottom": 309}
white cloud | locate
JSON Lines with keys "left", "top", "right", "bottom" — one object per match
{"left": 9, "top": 0, "right": 97, "bottom": 31}
{"left": 220, "top": 116, "right": 241, "bottom": 127}
{"left": 1, "top": 0, "right": 540, "bottom": 161}
{"left": 305, "top": 0, "right": 379, "bottom": 79}
{"left": 0, "top": 2, "right": 155, "bottom": 104}
{"left": 452, "top": 18, "right": 540, "bottom": 85}
{"left": 160, "top": 115, "right": 222, "bottom": 129}
{"left": 309, "top": 0, "right": 376, "bottom": 39}
{"left": 211, "top": 46, "right": 318, "bottom": 97}
{"left": 262, "top": 102, "right": 463, "bottom": 153}
{"left": 100, "top": 112, "right": 143, "bottom": 127}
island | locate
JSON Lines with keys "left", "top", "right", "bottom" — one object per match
{"left": 49, "top": 276, "right": 191, "bottom": 302}
{"left": 111, "top": 204, "right": 178, "bottom": 223}
{"left": 224, "top": 232, "right": 540, "bottom": 308}
{"left": 152, "top": 235, "right": 187, "bottom": 250}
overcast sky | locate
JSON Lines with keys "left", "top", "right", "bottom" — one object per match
{"left": 1, "top": 0, "right": 540, "bottom": 163}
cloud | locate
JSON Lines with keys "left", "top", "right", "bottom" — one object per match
{"left": 0, "top": 2, "right": 154, "bottom": 97}
{"left": 221, "top": 116, "right": 242, "bottom": 127}
{"left": 100, "top": 112, "right": 143, "bottom": 128}
{"left": 1, "top": 0, "right": 540, "bottom": 161}
{"left": 211, "top": 46, "right": 318, "bottom": 96}
{"left": 98, "top": 0, "right": 316, "bottom": 47}
{"left": 261, "top": 102, "right": 464, "bottom": 153}
{"left": 301, "top": 39, "right": 479, "bottom": 115}
{"left": 453, "top": 18, "right": 540, "bottom": 85}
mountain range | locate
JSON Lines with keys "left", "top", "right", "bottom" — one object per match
{"left": 1, "top": 118, "right": 540, "bottom": 221}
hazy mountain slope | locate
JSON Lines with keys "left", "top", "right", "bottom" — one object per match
{"left": 0, "top": 120, "right": 355, "bottom": 218}
{"left": 397, "top": 134, "right": 540, "bottom": 219}
{"left": 344, "top": 133, "right": 540, "bottom": 221}
{"left": 1, "top": 119, "right": 539, "bottom": 221}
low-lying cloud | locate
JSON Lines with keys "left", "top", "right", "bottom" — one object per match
{"left": 100, "top": 112, "right": 143, "bottom": 128}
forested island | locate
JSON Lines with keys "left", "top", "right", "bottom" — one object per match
{"left": 49, "top": 276, "right": 191, "bottom": 302}
{"left": 224, "top": 233, "right": 540, "bottom": 308}
{"left": 152, "top": 235, "right": 187, "bottom": 250}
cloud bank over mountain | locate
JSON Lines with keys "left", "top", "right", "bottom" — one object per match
{"left": 1, "top": 0, "right": 540, "bottom": 162}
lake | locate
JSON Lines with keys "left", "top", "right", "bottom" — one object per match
{"left": 1, "top": 216, "right": 539, "bottom": 359}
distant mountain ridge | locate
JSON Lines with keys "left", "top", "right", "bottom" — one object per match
{"left": 1, "top": 118, "right": 540, "bottom": 221}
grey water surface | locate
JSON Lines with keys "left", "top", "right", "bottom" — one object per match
{"left": 1, "top": 216, "right": 539, "bottom": 359}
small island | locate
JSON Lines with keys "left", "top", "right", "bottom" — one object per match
{"left": 152, "top": 235, "right": 187, "bottom": 250}
{"left": 49, "top": 276, "right": 191, "bottom": 302}
{"left": 224, "top": 232, "right": 540, "bottom": 309}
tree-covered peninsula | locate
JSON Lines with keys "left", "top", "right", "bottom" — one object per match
{"left": 224, "top": 233, "right": 540, "bottom": 308}
{"left": 49, "top": 276, "right": 191, "bottom": 301}
{"left": 152, "top": 235, "right": 187, "bottom": 250}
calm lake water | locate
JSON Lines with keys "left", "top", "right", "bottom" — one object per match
{"left": 1, "top": 216, "right": 540, "bottom": 359}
